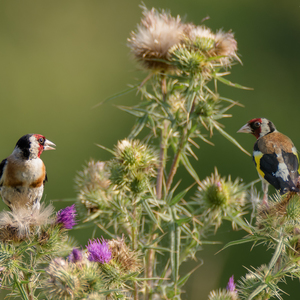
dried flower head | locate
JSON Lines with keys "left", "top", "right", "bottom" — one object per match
{"left": 213, "top": 30, "right": 239, "bottom": 64}
{"left": 183, "top": 25, "right": 239, "bottom": 67}
{"left": 194, "top": 168, "right": 246, "bottom": 230}
{"left": 86, "top": 237, "right": 112, "bottom": 264}
{"left": 75, "top": 160, "right": 110, "bottom": 192}
{"left": 128, "top": 6, "right": 186, "bottom": 71}
{"left": 45, "top": 258, "right": 81, "bottom": 299}
{"left": 56, "top": 204, "right": 77, "bottom": 229}
{"left": 76, "top": 160, "right": 113, "bottom": 211}
{"left": 108, "top": 236, "right": 141, "bottom": 273}
{"left": 0, "top": 204, "right": 54, "bottom": 242}
{"left": 256, "top": 192, "right": 300, "bottom": 237}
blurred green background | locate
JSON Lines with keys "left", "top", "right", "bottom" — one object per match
{"left": 1, "top": 0, "right": 300, "bottom": 298}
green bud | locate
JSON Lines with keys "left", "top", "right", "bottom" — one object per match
{"left": 170, "top": 45, "right": 205, "bottom": 73}
{"left": 205, "top": 183, "right": 228, "bottom": 207}
{"left": 109, "top": 161, "right": 127, "bottom": 186}
{"left": 130, "top": 173, "right": 148, "bottom": 195}
{"left": 194, "top": 168, "right": 246, "bottom": 230}
{"left": 286, "top": 195, "right": 300, "bottom": 221}
{"left": 192, "top": 36, "right": 215, "bottom": 52}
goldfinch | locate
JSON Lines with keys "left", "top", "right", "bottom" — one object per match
{"left": 238, "top": 118, "right": 299, "bottom": 200}
{"left": 0, "top": 134, "right": 55, "bottom": 211}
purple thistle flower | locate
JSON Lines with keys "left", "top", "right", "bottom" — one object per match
{"left": 56, "top": 204, "right": 77, "bottom": 229}
{"left": 68, "top": 248, "right": 82, "bottom": 263}
{"left": 86, "top": 237, "right": 112, "bottom": 264}
{"left": 226, "top": 275, "right": 236, "bottom": 292}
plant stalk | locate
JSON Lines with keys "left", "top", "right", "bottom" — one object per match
{"left": 132, "top": 206, "right": 139, "bottom": 300}
{"left": 14, "top": 273, "right": 29, "bottom": 300}
{"left": 156, "top": 121, "right": 168, "bottom": 200}
{"left": 170, "top": 207, "right": 180, "bottom": 291}
{"left": 156, "top": 74, "right": 168, "bottom": 200}
{"left": 166, "top": 128, "right": 188, "bottom": 193}
{"left": 144, "top": 231, "right": 158, "bottom": 300}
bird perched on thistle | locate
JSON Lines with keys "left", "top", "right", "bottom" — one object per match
{"left": 238, "top": 118, "right": 300, "bottom": 202}
{"left": 0, "top": 134, "right": 55, "bottom": 211}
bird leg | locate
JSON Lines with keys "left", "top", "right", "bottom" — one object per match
{"left": 262, "top": 181, "right": 269, "bottom": 207}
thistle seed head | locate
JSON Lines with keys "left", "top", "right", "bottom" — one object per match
{"left": 108, "top": 236, "right": 141, "bottom": 273}
{"left": 0, "top": 204, "right": 54, "bottom": 242}
{"left": 45, "top": 258, "right": 81, "bottom": 299}
{"left": 75, "top": 160, "right": 110, "bottom": 192}
{"left": 128, "top": 6, "right": 186, "bottom": 71}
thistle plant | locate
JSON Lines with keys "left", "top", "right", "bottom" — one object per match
{"left": 1, "top": 4, "right": 298, "bottom": 300}
{"left": 0, "top": 204, "right": 77, "bottom": 298}
{"left": 75, "top": 5, "right": 254, "bottom": 300}
{"left": 0, "top": 202, "right": 140, "bottom": 299}
{"left": 233, "top": 193, "right": 300, "bottom": 300}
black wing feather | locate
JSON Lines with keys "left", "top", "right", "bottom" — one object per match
{"left": 282, "top": 151, "right": 299, "bottom": 184}
{"left": 259, "top": 153, "right": 281, "bottom": 190}
{"left": 0, "top": 159, "right": 7, "bottom": 186}
{"left": 44, "top": 172, "right": 48, "bottom": 185}
{"left": 258, "top": 151, "right": 299, "bottom": 194}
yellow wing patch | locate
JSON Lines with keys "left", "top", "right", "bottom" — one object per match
{"left": 291, "top": 147, "right": 300, "bottom": 173}
{"left": 253, "top": 150, "right": 265, "bottom": 178}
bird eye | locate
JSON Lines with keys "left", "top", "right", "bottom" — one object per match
{"left": 38, "top": 137, "right": 45, "bottom": 145}
{"left": 253, "top": 121, "right": 261, "bottom": 128}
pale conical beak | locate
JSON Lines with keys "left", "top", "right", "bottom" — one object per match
{"left": 237, "top": 123, "right": 252, "bottom": 134}
{"left": 44, "top": 139, "right": 56, "bottom": 150}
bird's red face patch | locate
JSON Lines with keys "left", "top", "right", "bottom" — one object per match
{"left": 33, "top": 134, "right": 46, "bottom": 157}
{"left": 248, "top": 118, "right": 262, "bottom": 139}
{"left": 248, "top": 118, "right": 262, "bottom": 125}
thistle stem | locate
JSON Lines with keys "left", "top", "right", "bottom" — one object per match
{"left": 166, "top": 128, "right": 187, "bottom": 193}
{"left": 156, "top": 121, "right": 168, "bottom": 199}
{"left": 151, "top": 74, "right": 168, "bottom": 299}
{"left": 156, "top": 74, "right": 168, "bottom": 200}
{"left": 144, "top": 228, "right": 158, "bottom": 300}
{"left": 171, "top": 207, "right": 181, "bottom": 285}
{"left": 132, "top": 206, "right": 139, "bottom": 300}
{"left": 26, "top": 284, "right": 34, "bottom": 300}
{"left": 165, "top": 83, "right": 196, "bottom": 193}
{"left": 14, "top": 273, "right": 29, "bottom": 300}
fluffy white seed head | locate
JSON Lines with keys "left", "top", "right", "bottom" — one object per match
{"left": 128, "top": 6, "right": 186, "bottom": 70}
